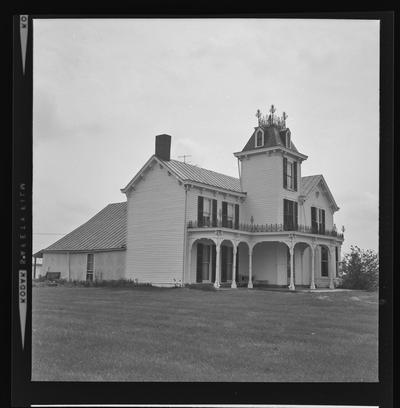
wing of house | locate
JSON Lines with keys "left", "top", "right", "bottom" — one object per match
{"left": 37, "top": 202, "right": 127, "bottom": 281}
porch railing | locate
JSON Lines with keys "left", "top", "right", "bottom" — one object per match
{"left": 187, "top": 220, "right": 344, "bottom": 239}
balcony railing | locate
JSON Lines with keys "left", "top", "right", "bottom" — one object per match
{"left": 187, "top": 220, "right": 344, "bottom": 238}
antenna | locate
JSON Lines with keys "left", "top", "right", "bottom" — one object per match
{"left": 178, "top": 155, "right": 192, "bottom": 163}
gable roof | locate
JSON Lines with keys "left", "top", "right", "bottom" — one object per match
{"left": 161, "top": 159, "right": 242, "bottom": 193}
{"left": 242, "top": 125, "right": 299, "bottom": 153}
{"left": 42, "top": 202, "right": 127, "bottom": 253}
{"left": 301, "top": 175, "right": 339, "bottom": 211}
{"left": 121, "top": 155, "right": 244, "bottom": 195}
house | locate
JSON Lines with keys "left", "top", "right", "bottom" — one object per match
{"left": 37, "top": 106, "right": 344, "bottom": 290}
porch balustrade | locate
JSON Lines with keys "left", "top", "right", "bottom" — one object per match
{"left": 187, "top": 220, "right": 344, "bottom": 239}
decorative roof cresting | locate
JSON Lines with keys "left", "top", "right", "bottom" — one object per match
{"left": 255, "top": 105, "right": 288, "bottom": 130}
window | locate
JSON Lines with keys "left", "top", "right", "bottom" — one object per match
{"left": 86, "top": 253, "right": 94, "bottom": 281}
{"left": 202, "top": 198, "right": 212, "bottom": 227}
{"left": 321, "top": 247, "right": 328, "bottom": 277}
{"left": 311, "top": 207, "right": 326, "bottom": 234}
{"left": 318, "top": 208, "right": 326, "bottom": 234}
{"left": 283, "top": 199, "right": 298, "bottom": 231}
{"left": 255, "top": 128, "right": 264, "bottom": 148}
{"left": 227, "top": 203, "right": 234, "bottom": 228}
{"left": 222, "top": 201, "right": 235, "bottom": 228}
{"left": 197, "top": 196, "right": 217, "bottom": 227}
{"left": 283, "top": 157, "right": 297, "bottom": 191}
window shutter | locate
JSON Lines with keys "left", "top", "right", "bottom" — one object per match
{"left": 283, "top": 199, "right": 288, "bottom": 229}
{"left": 293, "top": 162, "right": 297, "bottom": 191}
{"left": 196, "top": 243, "right": 203, "bottom": 283}
{"left": 222, "top": 201, "right": 228, "bottom": 228}
{"left": 234, "top": 204, "right": 239, "bottom": 229}
{"left": 212, "top": 199, "right": 217, "bottom": 227}
{"left": 311, "top": 206, "right": 317, "bottom": 233}
{"left": 197, "top": 196, "right": 203, "bottom": 227}
{"left": 294, "top": 201, "right": 298, "bottom": 230}
{"left": 283, "top": 157, "right": 287, "bottom": 188}
{"left": 321, "top": 209, "right": 326, "bottom": 234}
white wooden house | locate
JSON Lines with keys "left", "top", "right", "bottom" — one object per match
{"left": 38, "top": 106, "right": 344, "bottom": 290}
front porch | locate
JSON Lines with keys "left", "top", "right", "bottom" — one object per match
{"left": 185, "top": 226, "right": 343, "bottom": 290}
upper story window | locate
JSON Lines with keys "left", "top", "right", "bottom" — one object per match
{"left": 283, "top": 157, "right": 298, "bottom": 191}
{"left": 311, "top": 206, "right": 325, "bottom": 235}
{"left": 222, "top": 201, "right": 240, "bottom": 229}
{"left": 255, "top": 128, "right": 264, "bottom": 148}
{"left": 203, "top": 198, "right": 212, "bottom": 226}
{"left": 197, "top": 196, "right": 217, "bottom": 227}
{"left": 86, "top": 253, "right": 94, "bottom": 281}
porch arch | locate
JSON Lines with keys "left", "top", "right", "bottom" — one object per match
{"left": 314, "top": 243, "right": 336, "bottom": 289}
{"left": 187, "top": 237, "right": 216, "bottom": 284}
{"left": 249, "top": 240, "right": 291, "bottom": 288}
{"left": 293, "top": 241, "right": 313, "bottom": 287}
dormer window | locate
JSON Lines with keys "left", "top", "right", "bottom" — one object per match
{"left": 255, "top": 128, "right": 264, "bottom": 148}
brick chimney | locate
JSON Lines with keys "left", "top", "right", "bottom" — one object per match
{"left": 155, "top": 134, "right": 171, "bottom": 161}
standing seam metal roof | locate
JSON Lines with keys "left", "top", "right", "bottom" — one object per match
{"left": 160, "top": 159, "right": 243, "bottom": 193}
{"left": 43, "top": 202, "right": 127, "bottom": 252}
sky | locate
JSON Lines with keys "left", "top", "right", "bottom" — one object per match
{"left": 33, "top": 18, "right": 379, "bottom": 255}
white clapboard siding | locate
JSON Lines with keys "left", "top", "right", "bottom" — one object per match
{"left": 240, "top": 153, "right": 283, "bottom": 225}
{"left": 185, "top": 187, "right": 242, "bottom": 225}
{"left": 94, "top": 251, "right": 126, "bottom": 281}
{"left": 125, "top": 163, "right": 186, "bottom": 285}
{"left": 302, "top": 182, "right": 335, "bottom": 230}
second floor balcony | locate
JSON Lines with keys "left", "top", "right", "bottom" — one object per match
{"left": 187, "top": 218, "right": 344, "bottom": 239}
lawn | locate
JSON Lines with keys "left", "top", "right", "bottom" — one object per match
{"left": 32, "top": 286, "right": 378, "bottom": 382}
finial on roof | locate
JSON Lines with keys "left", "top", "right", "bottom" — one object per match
{"left": 282, "top": 111, "right": 288, "bottom": 128}
{"left": 255, "top": 105, "right": 288, "bottom": 130}
{"left": 255, "top": 109, "right": 262, "bottom": 125}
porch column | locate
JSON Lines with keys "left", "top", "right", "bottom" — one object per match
{"left": 288, "top": 244, "right": 295, "bottom": 291}
{"left": 310, "top": 245, "right": 316, "bottom": 290}
{"left": 214, "top": 242, "right": 221, "bottom": 288}
{"left": 248, "top": 246, "right": 253, "bottom": 289}
{"left": 231, "top": 244, "right": 237, "bottom": 289}
{"left": 329, "top": 246, "right": 335, "bottom": 289}
{"left": 186, "top": 241, "right": 192, "bottom": 284}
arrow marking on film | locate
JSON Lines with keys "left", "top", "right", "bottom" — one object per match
{"left": 20, "top": 15, "right": 28, "bottom": 75}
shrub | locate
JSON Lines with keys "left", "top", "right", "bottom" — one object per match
{"left": 339, "top": 245, "right": 378, "bottom": 291}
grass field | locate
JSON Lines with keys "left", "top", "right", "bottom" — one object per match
{"left": 32, "top": 286, "right": 378, "bottom": 382}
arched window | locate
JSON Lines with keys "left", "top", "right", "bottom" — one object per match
{"left": 255, "top": 129, "right": 264, "bottom": 147}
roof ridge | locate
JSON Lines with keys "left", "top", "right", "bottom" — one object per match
{"left": 301, "top": 174, "right": 323, "bottom": 179}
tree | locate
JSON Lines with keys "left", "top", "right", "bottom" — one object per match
{"left": 339, "top": 245, "right": 379, "bottom": 291}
